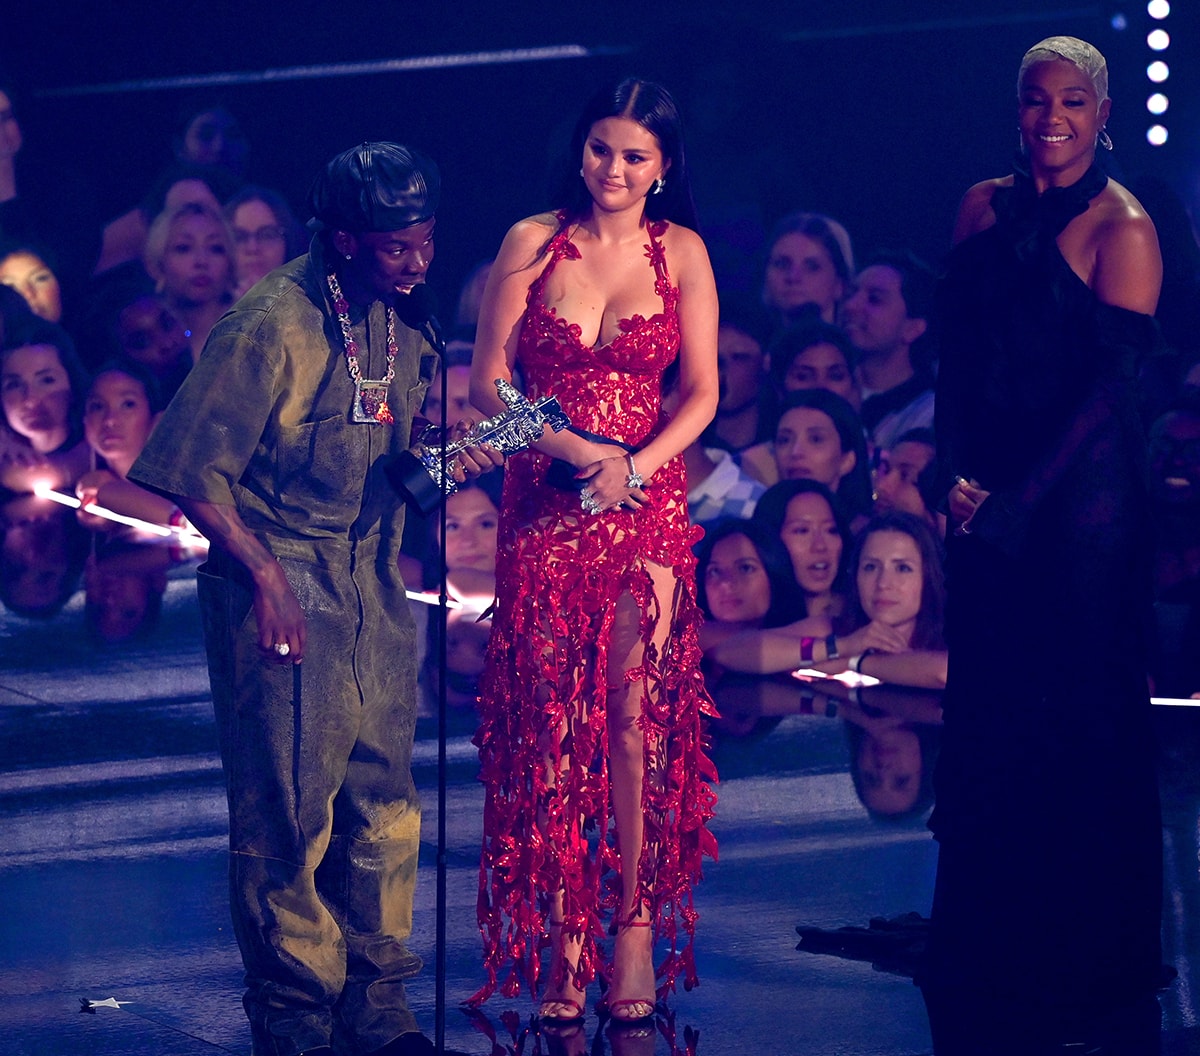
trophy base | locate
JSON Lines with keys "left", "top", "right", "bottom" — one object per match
{"left": 384, "top": 451, "right": 444, "bottom": 517}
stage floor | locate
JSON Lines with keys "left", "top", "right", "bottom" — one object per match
{"left": 2, "top": 576, "right": 1199, "bottom": 1056}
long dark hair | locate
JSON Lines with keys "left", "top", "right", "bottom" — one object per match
{"left": 554, "top": 77, "right": 698, "bottom": 231}
{"left": 767, "top": 319, "right": 859, "bottom": 393}
{"left": 846, "top": 710, "right": 941, "bottom": 823}
{"left": 751, "top": 478, "right": 854, "bottom": 611}
{"left": 695, "top": 517, "right": 805, "bottom": 627}
{"left": 88, "top": 357, "right": 166, "bottom": 415}
{"left": 847, "top": 510, "right": 946, "bottom": 651}
{"left": 771, "top": 388, "right": 873, "bottom": 519}
{"left": 0, "top": 283, "right": 36, "bottom": 349}
{"left": 0, "top": 319, "right": 89, "bottom": 447}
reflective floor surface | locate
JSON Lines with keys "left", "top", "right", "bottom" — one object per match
{"left": 3, "top": 576, "right": 1200, "bottom": 1055}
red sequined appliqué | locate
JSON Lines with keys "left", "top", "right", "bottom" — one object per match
{"left": 469, "top": 215, "right": 718, "bottom": 1007}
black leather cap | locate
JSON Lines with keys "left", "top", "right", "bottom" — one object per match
{"left": 307, "top": 142, "right": 440, "bottom": 233}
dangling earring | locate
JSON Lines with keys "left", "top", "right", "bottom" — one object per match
{"left": 1098, "top": 127, "right": 1114, "bottom": 151}
{"left": 652, "top": 176, "right": 665, "bottom": 195}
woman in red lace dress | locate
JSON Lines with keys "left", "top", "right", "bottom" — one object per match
{"left": 468, "top": 78, "right": 719, "bottom": 1025}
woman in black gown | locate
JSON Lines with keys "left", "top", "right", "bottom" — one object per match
{"left": 923, "top": 36, "right": 1165, "bottom": 1054}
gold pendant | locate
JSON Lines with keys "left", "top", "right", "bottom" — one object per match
{"left": 352, "top": 378, "right": 392, "bottom": 424}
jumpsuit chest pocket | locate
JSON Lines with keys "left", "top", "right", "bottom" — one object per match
{"left": 275, "top": 414, "right": 372, "bottom": 515}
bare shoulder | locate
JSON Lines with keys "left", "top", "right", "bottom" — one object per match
{"left": 658, "top": 221, "right": 706, "bottom": 255}
{"left": 658, "top": 222, "right": 713, "bottom": 279}
{"left": 1092, "top": 180, "right": 1158, "bottom": 243}
{"left": 503, "top": 212, "right": 560, "bottom": 251}
{"left": 495, "top": 212, "right": 560, "bottom": 272}
{"left": 1089, "top": 180, "right": 1162, "bottom": 313}
{"left": 509, "top": 211, "right": 560, "bottom": 239}
{"left": 953, "top": 177, "right": 1010, "bottom": 245}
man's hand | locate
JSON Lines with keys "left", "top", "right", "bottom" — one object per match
{"left": 176, "top": 496, "right": 307, "bottom": 664}
{"left": 446, "top": 417, "right": 503, "bottom": 481}
{"left": 252, "top": 562, "right": 307, "bottom": 665}
{"left": 949, "top": 476, "right": 989, "bottom": 535}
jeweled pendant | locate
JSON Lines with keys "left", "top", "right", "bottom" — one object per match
{"left": 353, "top": 378, "right": 392, "bottom": 424}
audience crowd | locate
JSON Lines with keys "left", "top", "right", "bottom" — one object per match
{"left": 2, "top": 86, "right": 1199, "bottom": 813}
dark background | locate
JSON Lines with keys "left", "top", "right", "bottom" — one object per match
{"left": 3, "top": 0, "right": 1196, "bottom": 306}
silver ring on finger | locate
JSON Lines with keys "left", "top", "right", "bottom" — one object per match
{"left": 274, "top": 642, "right": 291, "bottom": 657}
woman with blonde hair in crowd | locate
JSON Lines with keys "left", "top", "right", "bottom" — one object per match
{"left": 143, "top": 200, "right": 236, "bottom": 360}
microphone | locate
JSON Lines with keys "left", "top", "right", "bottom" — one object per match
{"left": 394, "top": 284, "right": 445, "bottom": 352}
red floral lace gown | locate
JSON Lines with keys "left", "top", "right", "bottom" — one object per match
{"left": 470, "top": 215, "right": 718, "bottom": 1006}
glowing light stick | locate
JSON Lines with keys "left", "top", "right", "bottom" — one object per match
{"left": 31, "top": 484, "right": 209, "bottom": 549}
{"left": 405, "top": 591, "right": 462, "bottom": 609}
{"left": 33, "top": 486, "right": 477, "bottom": 609}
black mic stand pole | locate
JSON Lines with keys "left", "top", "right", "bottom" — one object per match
{"left": 428, "top": 316, "right": 451, "bottom": 1054}
{"left": 387, "top": 285, "right": 465, "bottom": 1053}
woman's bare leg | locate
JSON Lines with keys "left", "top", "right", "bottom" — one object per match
{"left": 541, "top": 890, "right": 587, "bottom": 1019}
{"left": 605, "top": 562, "right": 674, "bottom": 1019}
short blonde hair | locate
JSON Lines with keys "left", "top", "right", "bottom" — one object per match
{"left": 1019, "top": 35, "right": 1109, "bottom": 103}
{"left": 143, "top": 200, "right": 236, "bottom": 292}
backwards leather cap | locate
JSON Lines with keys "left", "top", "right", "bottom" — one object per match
{"left": 307, "top": 141, "right": 440, "bottom": 233}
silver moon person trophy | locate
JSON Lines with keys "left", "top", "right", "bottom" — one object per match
{"left": 385, "top": 378, "right": 571, "bottom": 515}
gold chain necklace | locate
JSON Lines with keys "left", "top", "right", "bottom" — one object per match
{"left": 327, "top": 270, "right": 396, "bottom": 424}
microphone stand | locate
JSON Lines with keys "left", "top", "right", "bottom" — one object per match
{"left": 423, "top": 312, "right": 452, "bottom": 1055}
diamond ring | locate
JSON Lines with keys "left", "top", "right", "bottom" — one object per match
{"left": 274, "top": 642, "right": 291, "bottom": 657}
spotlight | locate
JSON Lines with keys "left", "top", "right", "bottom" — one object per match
{"left": 1144, "top": 0, "right": 1171, "bottom": 145}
